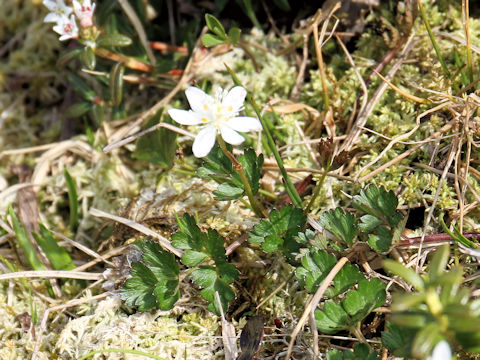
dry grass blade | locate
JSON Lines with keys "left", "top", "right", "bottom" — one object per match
{"left": 340, "top": 32, "right": 418, "bottom": 152}
{"left": 0, "top": 270, "right": 104, "bottom": 281}
{"left": 216, "top": 291, "right": 238, "bottom": 360}
{"left": 358, "top": 117, "right": 457, "bottom": 183}
{"left": 89, "top": 207, "right": 183, "bottom": 258}
{"left": 373, "top": 70, "right": 427, "bottom": 104}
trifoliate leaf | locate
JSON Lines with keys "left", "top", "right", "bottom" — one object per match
{"left": 121, "top": 240, "right": 180, "bottom": 311}
{"left": 343, "top": 279, "right": 386, "bottom": 320}
{"left": 248, "top": 205, "right": 306, "bottom": 261}
{"left": 192, "top": 266, "right": 237, "bottom": 314}
{"left": 198, "top": 146, "right": 262, "bottom": 201}
{"left": 315, "top": 301, "right": 349, "bottom": 333}
{"left": 358, "top": 214, "right": 383, "bottom": 233}
{"left": 353, "top": 185, "right": 398, "bottom": 223}
{"left": 297, "top": 249, "right": 363, "bottom": 297}
{"left": 367, "top": 225, "right": 392, "bottom": 253}
{"left": 172, "top": 214, "right": 238, "bottom": 314}
{"left": 315, "top": 278, "right": 386, "bottom": 334}
{"left": 318, "top": 208, "right": 358, "bottom": 246}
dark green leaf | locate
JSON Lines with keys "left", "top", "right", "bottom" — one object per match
{"left": 67, "top": 74, "right": 97, "bottom": 102}
{"left": 121, "top": 262, "right": 159, "bottom": 311}
{"left": 272, "top": 0, "right": 291, "bottom": 11}
{"left": 367, "top": 225, "right": 392, "bottom": 253}
{"left": 66, "top": 102, "right": 92, "bottom": 118}
{"left": 182, "top": 250, "right": 208, "bottom": 266}
{"left": 237, "top": 149, "right": 263, "bottom": 196}
{"left": 318, "top": 208, "right": 358, "bottom": 246}
{"left": 121, "top": 240, "right": 180, "bottom": 311}
{"left": 154, "top": 279, "right": 180, "bottom": 310}
{"left": 97, "top": 33, "right": 133, "bottom": 47}
{"left": 343, "top": 279, "right": 386, "bottom": 320}
{"left": 248, "top": 205, "right": 306, "bottom": 258}
{"left": 136, "top": 241, "right": 179, "bottom": 280}
{"left": 109, "top": 62, "right": 125, "bottom": 106}
{"left": 315, "top": 301, "right": 349, "bottom": 333}
{"left": 353, "top": 185, "right": 398, "bottom": 220}
{"left": 81, "top": 46, "right": 96, "bottom": 70}
{"left": 133, "top": 111, "right": 177, "bottom": 168}
{"left": 327, "top": 344, "right": 379, "bottom": 360}
{"left": 64, "top": 169, "right": 78, "bottom": 232}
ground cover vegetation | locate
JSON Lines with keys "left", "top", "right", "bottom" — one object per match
{"left": 1, "top": 0, "right": 480, "bottom": 359}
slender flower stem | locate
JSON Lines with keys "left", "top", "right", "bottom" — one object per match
{"left": 216, "top": 136, "right": 267, "bottom": 218}
{"left": 225, "top": 64, "right": 302, "bottom": 208}
{"left": 304, "top": 164, "right": 330, "bottom": 214}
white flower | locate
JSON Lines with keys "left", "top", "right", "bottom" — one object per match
{"left": 168, "top": 86, "right": 262, "bottom": 158}
{"left": 52, "top": 14, "right": 79, "bottom": 41}
{"left": 43, "top": 0, "right": 73, "bottom": 23}
{"left": 73, "top": 0, "right": 96, "bottom": 28}
{"left": 431, "top": 340, "right": 452, "bottom": 360}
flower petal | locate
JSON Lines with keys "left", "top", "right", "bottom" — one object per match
{"left": 44, "top": 12, "right": 61, "bottom": 23}
{"left": 432, "top": 340, "right": 451, "bottom": 360}
{"left": 226, "top": 116, "right": 262, "bottom": 132}
{"left": 220, "top": 126, "right": 245, "bottom": 145}
{"left": 192, "top": 126, "right": 217, "bottom": 157}
{"left": 185, "top": 87, "right": 213, "bottom": 114}
{"left": 168, "top": 109, "right": 204, "bottom": 125}
{"left": 222, "top": 86, "right": 247, "bottom": 112}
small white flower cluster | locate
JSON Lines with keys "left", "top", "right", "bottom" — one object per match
{"left": 43, "top": 0, "right": 95, "bottom": 41}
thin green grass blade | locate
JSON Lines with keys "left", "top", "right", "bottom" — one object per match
{"left": 8, "top": 205, "right": 45, "bottom": 270}
{"left": 64, "top": 169, "right": 79, "bottom": 232}
{"left": 33, "top": 224, "right": 75, "bottom": 271}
